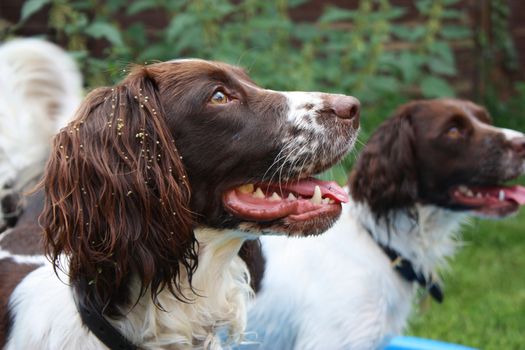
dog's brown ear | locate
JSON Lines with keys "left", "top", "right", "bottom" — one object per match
{"left": 40, "top": 66, "right": 198, "bottom": 313}
{"left": 350, "top": 103, "right": 418, "bottom": 219}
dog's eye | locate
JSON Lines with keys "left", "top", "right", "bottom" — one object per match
{"left": 210, "top": 90, "right": 229, "bottom": 105}
{"left": 445, "top": 126, "right": 463, "bottom": 139}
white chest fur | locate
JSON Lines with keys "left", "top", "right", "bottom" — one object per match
{"left": 247, "top": 203, "right": 467, "bottom": 350}
{"left": 6, "top": 228, "right": 253, "bottom": 350}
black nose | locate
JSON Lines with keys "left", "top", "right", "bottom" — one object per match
{"left": 326, "top": 94, "right": 360, "bottom": 127}
{"left": 511, "top": 136, "right": 525, "bottom": 156}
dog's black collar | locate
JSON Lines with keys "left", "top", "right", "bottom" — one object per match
{"left": 75, "top": 278, "right": 139, "bottom": 350}
{"left": 364, "top": 228, "right": 444, "bottom": 303}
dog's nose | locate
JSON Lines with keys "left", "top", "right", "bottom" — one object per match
{"left": 326, "top": 95, "right": 360, "bottom": 127}
{"left": 511, "top": 136, "right": 525, "bottom": 156}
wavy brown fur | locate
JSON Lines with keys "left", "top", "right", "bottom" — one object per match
{"left": 40, "top": 66, "right": 198, "bottom": 315}
{"left": 350, "top": 103, "right": 418, "bottom": 219}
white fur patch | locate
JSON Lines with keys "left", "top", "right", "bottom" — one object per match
{"left": 500, "top": 127, "right": 524, "bottom": 141}
{"left": 7, "top": 227, "right": 254, "bottom": 350}
{"left": 282, "top": 92, "right": 324, "bottom": 125}
{"left": 245, "top": 202, "right": 468, "bottom": 349}
{"left": 0, "top": 250, "right": 46, "bottom": 265}
{"left": 0, "top": 38, "right": 82, "bottom": 227}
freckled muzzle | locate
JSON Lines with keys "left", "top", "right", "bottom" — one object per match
{"left": 220, "top": 91, "right": 360, "bottom": 236}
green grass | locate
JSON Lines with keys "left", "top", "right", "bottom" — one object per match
{"left": 407, "top": 209, "right": 525, "bottom": 349}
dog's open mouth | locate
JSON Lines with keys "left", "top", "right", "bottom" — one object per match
{"left": 450, "top": 184, "right": 525, "bottom": 218}
{"left": 223, "top": 177, "right": 349, "bottom": 223}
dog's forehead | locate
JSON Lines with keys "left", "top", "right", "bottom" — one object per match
{"left": 411, "top": 99, "right": 490, "bottom": 127}
{"left": 166, "top": 58, "right": 251, "bottom": 81}
{"left": 440, "top": 99, "right": 492, "bottom": 124}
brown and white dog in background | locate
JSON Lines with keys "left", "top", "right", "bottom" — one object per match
{"left": 0, "top": 39, "right": 82, "bottom": 230}
{"left": 244, "top": 99, "right": 525, "bottom": 350}
{"left": 0, "top": 46, "right": 360, "bottom": 349}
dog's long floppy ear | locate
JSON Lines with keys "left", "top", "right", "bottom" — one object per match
{"left": 40, "top": 66, "right": 198, "bottom": 314}
{"left": 350, "top": 103, "right": 418, "bottom": 219}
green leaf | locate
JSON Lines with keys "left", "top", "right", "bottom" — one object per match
{"left": 137, "top": 43, "right": 169, "bottom": 62}
{"left": 292, "top": 23, "right": 319, "bottom": 41}
{"left": 428, "top": 57, "right": 456, "bottom": 76}
{"left": 85, "top": 22, "right": 124, "bottom": 46}
{"left": 166, "top": 14, "right": 196, "bottom": 41}
{"left": 383, "top": 7, "right": 407, "bottom": 20}
{"left": 368, "top": 76, "right": 401, "bottom": 94}
{"left": 126, "top": 23, "right": 147, "bottom": 48}
{"left": 428, "top": 41, "right": 455, "bottom": 66}
{"left": 440, "top": 25, "right": 471, "bottom": 40}
{"left": 126, "top": 0, "right": 159, "bottom": 15}
{"left": 396, "top": 52, "right": 424, "bottom": 82}
{"left": 319, "top": 6, "right": 356, "bottom": 23}
{"left": 391, "top": 25, "right": 426, "bottom": 42}
{"left": 21, "top": 0, "right": 51, "bottom": 21}
{"left": 289, "top": 0, "right": 309, "bottom": 7}
{"left": 420, "top": 76, "right": 455, "bottom": 98}
{"left": 441, "top": 9, "right": 462, "bottom": 19}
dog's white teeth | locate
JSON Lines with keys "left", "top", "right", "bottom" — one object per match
{"left": 458, "top": 185, "right": 469, "bottom": 194}
{"left": 238, "top": 184, "right": 255, "bottom": 194}
{"left": 321, "top": 198, "right": 330, "bottom": 204}
{"left": 269, "top": 192, "right": 282, "bottom": 201}
{"left": 499, "top": 190, "right": 505, "bottom": 201}
{"left": 253, "top": 187, "right": 265, "bottom": 199}
{"left": 329, "top": 199, "right": 335, "bottom": 204}
{"left": 466, "top": 189, "right": 474, "bottom": 197}
{"left": 287, "top": 193, "right": 297, "bottom": 200}
{"left": 310, "top": 185, "right": 322, "bottom": 205}
{"left": 476, "top": 192, "right": 482, "bottom": 198}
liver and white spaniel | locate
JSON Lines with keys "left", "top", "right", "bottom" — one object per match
{"left": 0, "top": 57, "right": 360, "bottom": 349}
{"left": 245, "top": 99, "right": 525, "bottom": 350}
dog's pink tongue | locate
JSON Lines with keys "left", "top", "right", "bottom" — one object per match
{"left": 480, "top": 185, "right": 525, "bottom": 204}
{"left": 284, "top": 178, "right": 349, "bottom": 203}
{"left": 502, "top": 185, "right": 525, "bottom": 204}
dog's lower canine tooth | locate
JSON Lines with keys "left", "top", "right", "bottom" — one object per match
{"left": 310, "top": 185, "right": 322, "bottom": 205}
{"left": 238, "top": 184, "right": 254, "bottom": 194}
{"left": 287, "top": 193, "right": 297, "bottom": 200}
{"left": 499, "top": 190, "right": 505, "bottom": 201}
{"left": 253, "top": 187, "right": 265, "bottom": 199}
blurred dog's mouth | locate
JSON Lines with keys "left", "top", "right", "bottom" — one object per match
{"left": 450, "top": 184, "right": 525, "bottom": 218}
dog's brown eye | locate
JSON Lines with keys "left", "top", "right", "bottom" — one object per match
{"left": 446, "top": 126, "right": 463, "bottom": 139}
{"left": 210, "top": 91, "right": 229, "bottom": 105}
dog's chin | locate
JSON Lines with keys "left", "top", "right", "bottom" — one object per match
{"left": 280, "top": 204, "right": 343, "bottom": 236}
{"left": 234, "top": 204, "right": 342, "bottom": 237}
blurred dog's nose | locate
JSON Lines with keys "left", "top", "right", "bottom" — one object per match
{"left": 511, "top": 136, "right": 525, "bottom": 157}
{"left": 326, "top": 95, "right": 360, "bottom": 127}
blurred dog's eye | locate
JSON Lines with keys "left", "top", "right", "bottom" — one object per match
{"left": 445, "top": 126, "right": 463, "bottom": 139}
{"left": 210, "top": 90, "right": 229, "bottom": 105}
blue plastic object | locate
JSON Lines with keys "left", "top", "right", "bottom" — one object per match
{"left": 384, "top": 336, "right": 477, "bottom": 350}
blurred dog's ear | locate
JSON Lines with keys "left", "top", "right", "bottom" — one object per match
{"left": 350, "top": 103, "right": 418, "bottom": 219}
{"left": 40, "top": 66, "right": 198, "bottom": 314}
